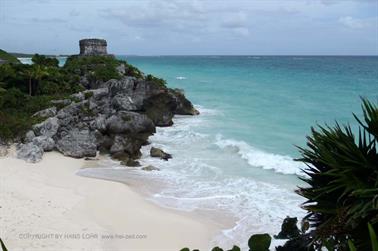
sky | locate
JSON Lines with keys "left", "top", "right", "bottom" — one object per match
{"left": 0, "top": 0, "right": 377, "bottom": 55}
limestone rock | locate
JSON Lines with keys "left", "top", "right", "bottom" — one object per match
{"left": 170, "top": 89, "right": 200, "bottom": 115}
{"left": 32, "top": 107, "right": 57, "bottom": 118}
{"left": 105, "top": 111, "right": 155, "bottom": 135}
{"left": 141, "top": 165, "right": 160, "bottom": 171}
{"left": 51, "top": 99, "right": 72, "bottom": 106}
{"left": 150, "top": 147, "right": 172, "bottom": 160}
{"left": 56, "top": 128, "right": 97, "bottom": 158}
{"left": 70, "top": 92, "right": 85, "bottom": 102}
{"left": 32, "top": 136, "right": 55, "bottom": 151}
{"left": 0, "top": 144, "right": 8, "bottom": 157}
{"left": 25, "top": 130, "right": 35, "bottom": 142}
{"left": 121, "top": 159, "right": 140, "bottom": 167}
{"left": 16, "top": 143, "right": 44, "bottom": 163}
{"left": 33, "top": 117, "right": 59, "bottom": 138}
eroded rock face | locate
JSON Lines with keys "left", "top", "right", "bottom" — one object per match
{"left": 19, "top": 75, "right": 197, "bottom": 162}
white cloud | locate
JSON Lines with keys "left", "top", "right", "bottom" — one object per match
{"left": 338, "top": 16, "right": 373, "bottom": 29}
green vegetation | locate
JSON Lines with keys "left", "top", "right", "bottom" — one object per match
{"left": 297, "top": 99, "right": 378, "bottom": 250}
{"left": 0, "top": 49, "right": 20, "bottom": 63}
{"left": 146, "top": 74, "right": 167, "bottom": 88}
{"left": 32, "top": 54, "right": 59, "bottom": 67}
{"left": 64, "top": 55, "right": 121, "bottom": 82}
{"left": 0, "top": 49, "right": 167, "bottom": 143}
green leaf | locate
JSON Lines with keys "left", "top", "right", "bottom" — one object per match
{"left": 368, "top": 223, "right": 378, "bottom": 251}
{"left": 348, "top": 239, "right": 357, "bottom": 251}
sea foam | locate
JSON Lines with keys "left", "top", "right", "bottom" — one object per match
{"left": 214, "top": 134, "right": 305, "bottom": 176}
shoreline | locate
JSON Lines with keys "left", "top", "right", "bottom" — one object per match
{"left": 0, "top": 150, "right": 219, "bottom": 251}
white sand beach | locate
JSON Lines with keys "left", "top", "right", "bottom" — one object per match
{"left": 0, "top": 150, "right": 218, "bottom": 251}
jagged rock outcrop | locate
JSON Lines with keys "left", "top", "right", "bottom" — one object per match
{"left": 17, "top": 76, "right": 197, "bottom": 163}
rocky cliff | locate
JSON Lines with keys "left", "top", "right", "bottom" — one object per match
{"left": 17, "top": 73, "right": 198, "bottom": 164}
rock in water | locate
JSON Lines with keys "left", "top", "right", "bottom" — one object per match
{"left": 16, "top": 143, "right": 44, "bottom": 163}
{"left": 274, "top": 217, "right": 301, "bottom": 239}
{"left": 141, "top": 165, "right": 160, "bottom": 171}
{"left": 150, "top": 147, "right": 172, "bottom": 160}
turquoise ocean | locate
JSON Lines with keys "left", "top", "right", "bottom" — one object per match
{"left": 20, "top": 56, "right": 378, "bottom": 248}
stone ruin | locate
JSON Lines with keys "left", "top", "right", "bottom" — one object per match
{"left": 79, "top": 38, "right": 108, "bottom": 56}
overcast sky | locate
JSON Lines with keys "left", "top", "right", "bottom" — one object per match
{"left": 0, "top": 0, "right": 377, "bottom": 55}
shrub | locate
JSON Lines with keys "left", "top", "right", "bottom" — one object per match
{"left": 64, "top": 55, "right": 121, "bottom": 82}
{"left": 297, "top": 99, "right": 378, "bottom": 250}
{"left": 32, "top": 54, "right": 59, "bottom": 67}
{"left": 146, "top": 74, "right": 167, "bottom": 88}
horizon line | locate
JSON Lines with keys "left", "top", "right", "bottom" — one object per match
{"left": 11, "top": 52, "right": 378, "bottom": 57}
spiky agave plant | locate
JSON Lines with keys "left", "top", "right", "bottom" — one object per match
{"left": 297, "top": 99, "right": 378, "bottom": 250}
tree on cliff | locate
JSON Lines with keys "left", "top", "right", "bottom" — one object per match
{"left": 23, "top": 65, "right": 49, "bottom": 96}
{"left": 31, "top": 64, "right": 49, "bottom": 95}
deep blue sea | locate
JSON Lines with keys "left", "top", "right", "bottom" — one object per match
{"left": 19, "top": 55, "right": 378, "bottom": 248}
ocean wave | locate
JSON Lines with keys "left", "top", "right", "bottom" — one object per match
{"left": 194, "top": 104, "right": 222, "bottom": 116}
{"left": 214, "top": 134, "right": 305, "bottom": 176}
{"left": 176, "top": 76, "right": 187, "bottom": 80}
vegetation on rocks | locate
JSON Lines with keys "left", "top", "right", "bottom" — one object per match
{"left": 0, "top": 50, "right": 169, "bottom": 143}
{"left": 64, "top": 55, "right": 121, "bottom": 82}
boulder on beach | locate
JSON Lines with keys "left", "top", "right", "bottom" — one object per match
{"left": 150, "top": 147, "right": 172, "bottom": 160}
{"left": 16, "top": 142, "right": 44, "bottom": 163}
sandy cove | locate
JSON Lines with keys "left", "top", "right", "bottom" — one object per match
{"left": 0, "top": 150, "right": 218, "bottom": 251}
